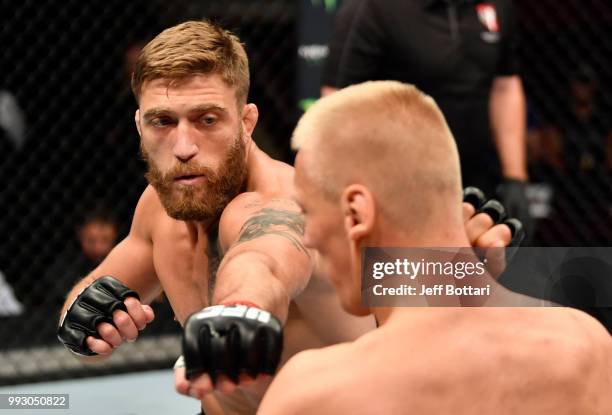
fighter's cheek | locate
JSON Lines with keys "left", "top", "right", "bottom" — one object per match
{"left": 141, "top": 138, "right": 165, "bottom": 155}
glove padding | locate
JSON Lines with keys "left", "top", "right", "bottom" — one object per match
{"left": 57, "top": 276, "right": 140, "bottom": 356}
{"left": 182, "top": 304, "right": 283, "bottom": 383}
{"left": 463, "top": 186, "right": 525, "bottom": 247}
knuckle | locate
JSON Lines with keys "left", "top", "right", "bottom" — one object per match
{"left": 98, "top": 323, "right": 115, "bottom": 337}
{"left": 462, "top": 202, "right": 476, "bottom": 218}
{"left": 97, "top": 332, "right": 118, "bottom": 348}
{"left": 95, "top": 321, "right": 107, "bottom": 332}
{"left": 474, "top": 212, "right": 494, "bottom": 229}
{"left": 134, "top": 312, "right": 147, "bottom": 325}
{"left": 113, "top": 311, "right": 131, "bottom": 328}
{"left": 489, "top": 224, "right": 511, "bottom": 243}
{"left": 130, "top": 315, "right": 145, "bottom": 330}
{"left": 498, "top": 224, "right": 513, "bottom": 241}
{"left": 125, "top": 329, "right": 139, "bottom": 341}
{"left": 124, "top": 297, "right": 139, "bottom": 308}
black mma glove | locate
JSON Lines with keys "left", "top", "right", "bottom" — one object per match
{"left": 182, "top": 304, "right": 283, "bottom": 383}
{"left": 57, "top": 276, "right": 140, "bottom": 356}
{"left": 463, "top": 186, "right": 525, "bottom": 248}
{"left": 496, "top": 178, "right": 533, "bottom": 244}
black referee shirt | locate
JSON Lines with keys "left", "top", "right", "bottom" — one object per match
{"left": 333, "top": 0, "right": 519, "bottom": 190}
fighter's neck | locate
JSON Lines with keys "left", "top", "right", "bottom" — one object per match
{"left": 243, "top": 141, "right": 273, "bottom": 193}
{"left": 368, "top": 225, "right": 471, "bottom": 250}
{"left": 368, "top": 229, "right": 492, "bottom": 325}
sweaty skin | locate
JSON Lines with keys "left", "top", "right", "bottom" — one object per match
{"left": 60, "top": 75, "right": 512, "bottom": 415}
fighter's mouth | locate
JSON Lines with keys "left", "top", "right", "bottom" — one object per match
{"left": 174, "top": 174, "right": 205, "bottom": 184}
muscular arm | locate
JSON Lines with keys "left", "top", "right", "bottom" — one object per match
{"left": 59, "top": 187, "right": 162, "bottom": 355}
{"left": 489, "top": 75, "right": 528, "bottom": 181}
{"left": 213, "top": 195, "right": 313, "bottom": 323}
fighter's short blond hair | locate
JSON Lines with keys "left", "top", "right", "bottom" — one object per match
{"left": 292, "top": 81, "right": 463, "bottom": 228}
{"left": 131, "top": 20, "right": 250, "bottom": 104}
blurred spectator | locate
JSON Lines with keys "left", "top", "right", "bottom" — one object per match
{"left": 0, "top": 269, "right": 24, "bottom": 317}
{"left": 0, "top": 90, "right": 26, "bottom": 151}
{"left": 45, "top": 207, "right": 119, "bottom": 302}
{"left": 528, "top": 124, "right": 565, "bottom": 172}
{"left": 324, "top": 0, "right": 533, "bottom": 240}
{"left": 526, "top": 64, "right": 612, "bottom": 245}
{"left": 76, "top": 210, "right": 119, "bottom": 265}
{"left": 562, "top": 65, "right": 612, "bottom": 173}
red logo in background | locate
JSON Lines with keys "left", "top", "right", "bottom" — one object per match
{"left": 476, "top": 3, "right": 499, "bottom": 33}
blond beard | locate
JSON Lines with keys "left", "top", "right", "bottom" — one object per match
{"left": 142, "top": 135, "right": 247, "bottom": 221}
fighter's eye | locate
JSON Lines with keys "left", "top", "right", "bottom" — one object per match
{"left": 150, "top": 117, "right": 174, "bottom": 127}
{"left": 201, "top": 115, "right": 217, "bottom": 125}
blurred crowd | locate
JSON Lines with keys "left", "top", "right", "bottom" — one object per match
{"left": 527, "top": 64, "right": 612, "bottom": 244}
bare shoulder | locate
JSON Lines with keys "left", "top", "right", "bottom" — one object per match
{"left": 564, "top": 307, "right": 611, "bottom": 341}
{"left": 134, "top": 185, "right": 195, "bottom": 243}
{"left": 222, "top": 191, "right": 299, "bottom": 213}
{"left": 217, "top": 152, "right": 297, "bottom": 244}
{"left": 130, "top": 185, "right": 166, "bottom": 237}
{"left": 265, "top": 157, "right": 295, "bottom": 185}
{"left": 536, "top": 308, "right": 611, "bottom": 362}
{"left": 259, "top": 344, "right": 360, "bottom": 415}
{"left": 522, "top": 308, "right": 612, "bottom": 410}
{"left": 218, "top": 190, "right": 304, "bottom": 251}
{"left": 559, "top": 308, "right": 612, "bottom": 371}
{"left": 257, "top": 155, "right": 296, "bottom": 197}
{"left": 135, "top": 184, "right": 164, "bottom": 213}
{"left": 471, "top": 308, "right": 611, "bottom": 376}
{"left": 470, "top": 308, "right": 612, "bottom": 412}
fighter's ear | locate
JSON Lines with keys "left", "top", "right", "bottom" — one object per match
{"left": 135, "top": 109, "right": 142, "bottom": 137}
{"left": 341, "top": 184, "right": 375, "bottom": 241}
{"left": 241, "top": 103, "right": 258, "bottom": 138}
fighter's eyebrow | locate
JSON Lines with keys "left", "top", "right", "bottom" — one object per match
{"left": 142, "top": 104, "right": 228, "bottom": 121}
{"left": 187, "top": 104, "right": 228, "bottom": 114}
{"left": 142, "top": 107, "right": 174, "bottom": 121}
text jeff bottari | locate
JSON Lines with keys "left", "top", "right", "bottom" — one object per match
{"left": 372, "top": 284, "right": 491, "bottom": 296}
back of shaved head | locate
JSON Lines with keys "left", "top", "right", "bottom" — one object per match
{"left": 292, "top": 81, "right": 463, "bottom": 232}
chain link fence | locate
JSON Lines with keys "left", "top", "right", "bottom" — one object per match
{"left": 0, "top": 0, "right": 610, "bottom": 385}
{"left": 517, "top": 0, "right": 612, "bottom": 245}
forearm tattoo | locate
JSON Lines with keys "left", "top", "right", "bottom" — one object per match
{"left": 236, "top": 207, "right": 309, "bottom": 255}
